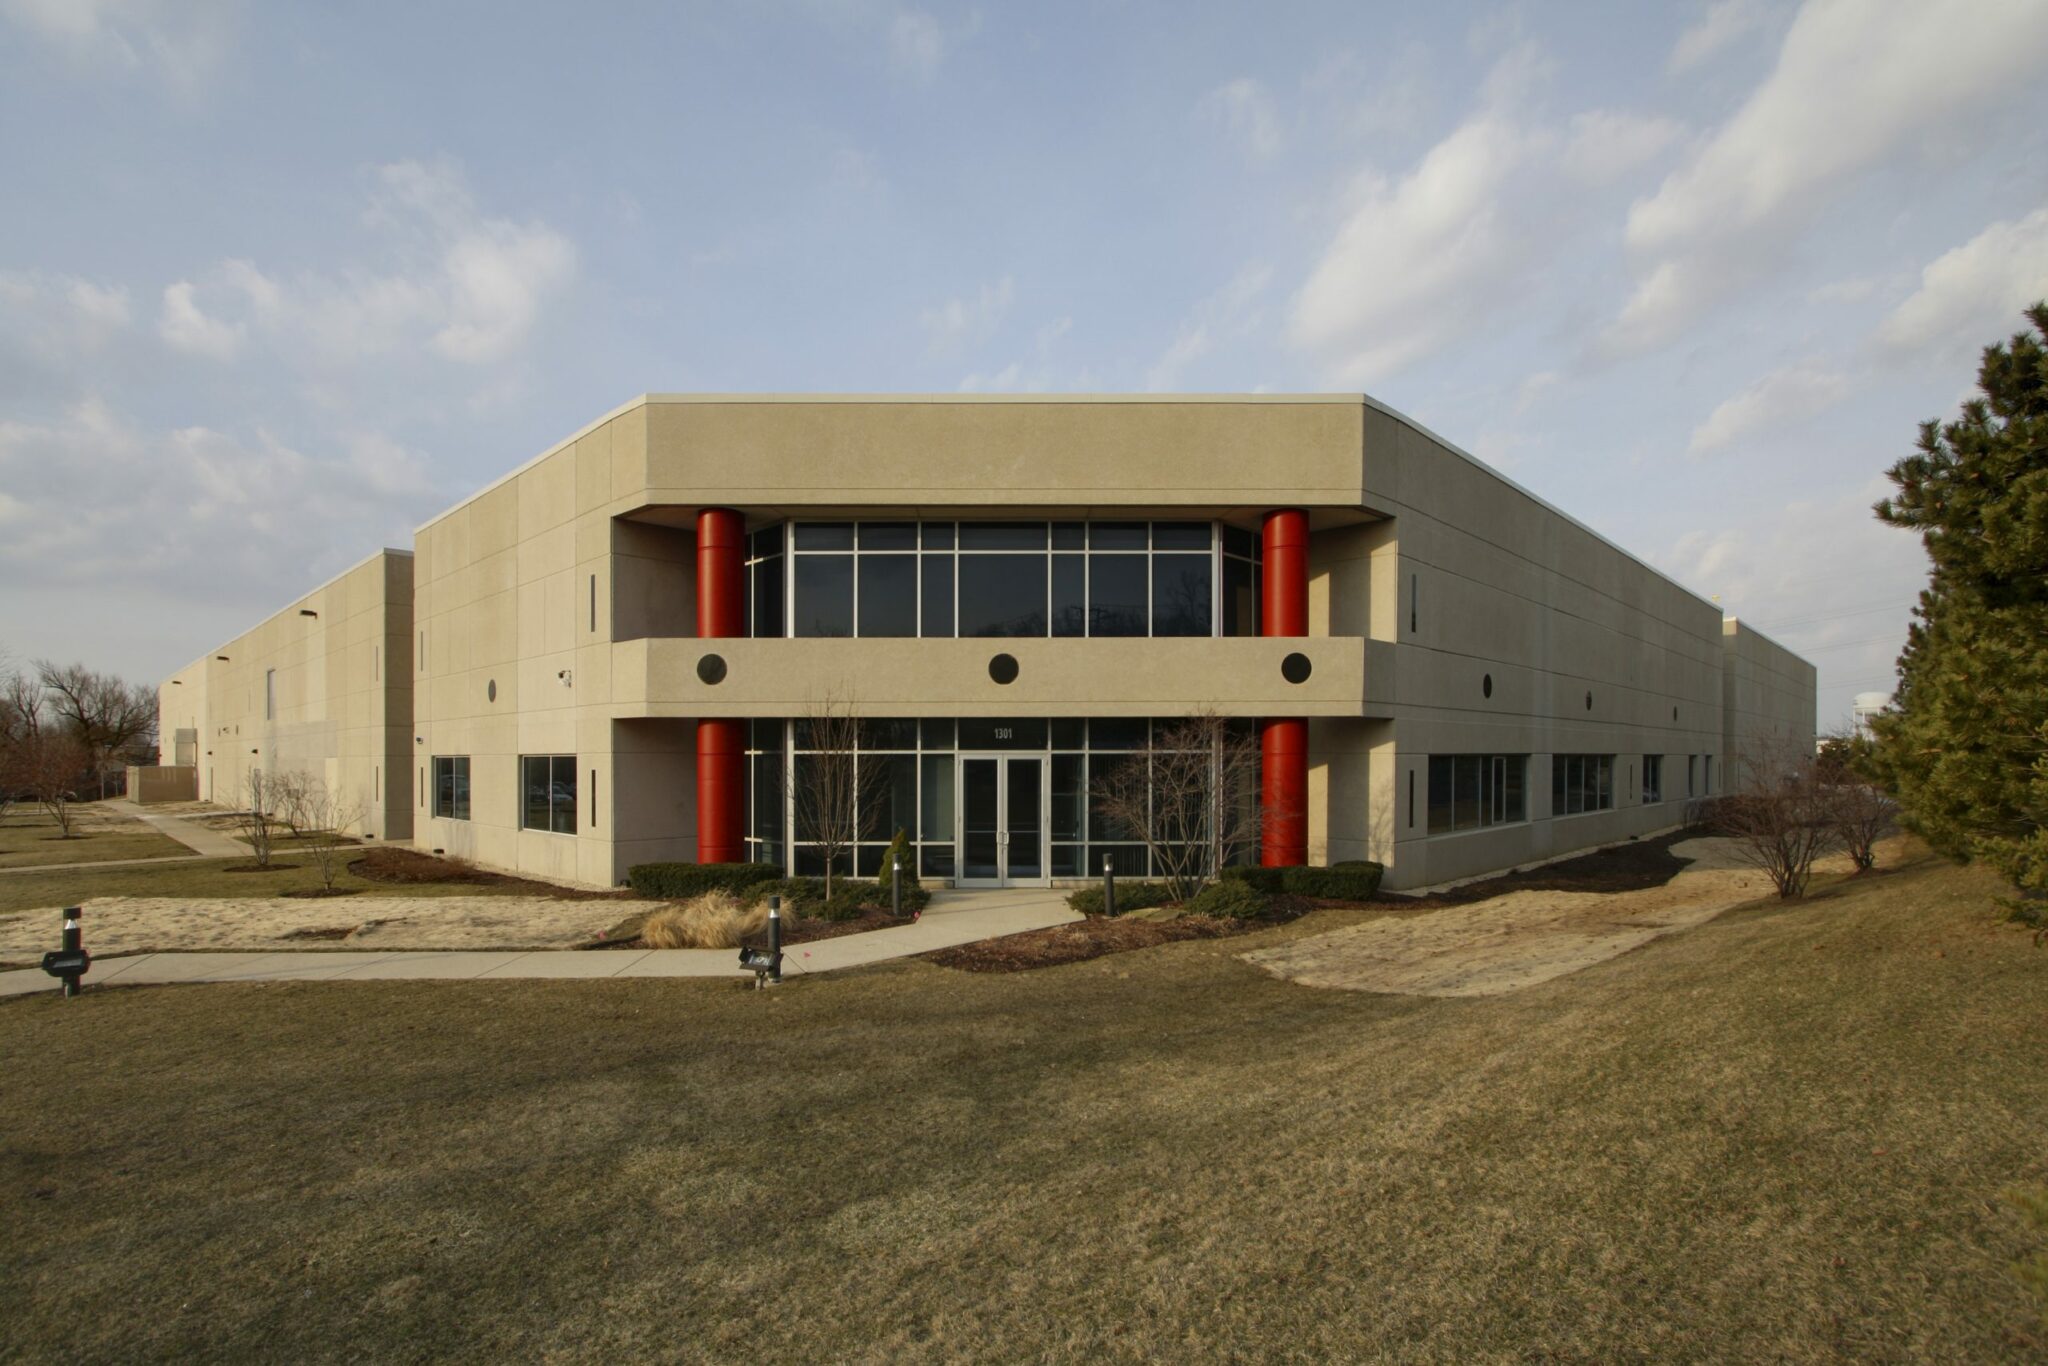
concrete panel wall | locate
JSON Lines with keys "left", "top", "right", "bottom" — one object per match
{"left": 155, "top": 550, "right": 413, "bottom": 839}
{"left": 1721, "top": 618, "right": 1820, "bottom": 779}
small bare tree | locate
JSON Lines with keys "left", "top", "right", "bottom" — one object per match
{"left": 790, "top": 691, "right": 889, "bottom": 898}
{"left": 26, "top": 729, "right": 90, "bottom": 838}
{"left": 1090, "top": 710, "right": 1262, "bottom": 903}
{"left": 301, "top": 782, "right": 365, "bottom": 891}
{"left": 238, "top": 769, "right": 278, "bottom": 868}
{"left": 1717, "top": 733, "right": 1839, "bottom": 899}
{"left": 271, "top": 771, "right": 315, "bottom": 840}
{"left": 1816, "top": 726, "right": 1897, "bottom": 872}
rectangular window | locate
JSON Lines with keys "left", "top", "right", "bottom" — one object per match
{"left": 1643, "top": 755, "right": 1663, "bottom": 804}
{"left": 433, "top": 756, "right": 471, "bottom": 820}
{"left": 794, "top": 556, "right": 854, "bottom": 637}
{"left": 1151, "top": 553, "right": 1213, "bottom": 636}
{"left": 1089, "top": 555, "right": 1147, "bottom": 637}
{"left": 920, "top": 555, "right": 953, "bottom": 637}
{"left": 520, "top": 755, "right": 576, "bottom": 834}
{"left": 1552, "top": 755, "right": 1617, "bottom": 816}
{"left": 1688, "top": 754, "right": 1698, "bottom": 797}
{"left": 264, "top": 668, "right": 275, "bottom": 720}
{"left": 1427, "top": 755, "right": 1529, "bottom": 835}
{"left": 958, "top": 554, "right": 1047, "bottom": 637}
{"left": 856, "top": 554, "right": 917, "bottom": 637}
{"left": 1704, "top": 756, "right": 1713, "bottom": 794}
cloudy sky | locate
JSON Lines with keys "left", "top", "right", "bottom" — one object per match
{"left": 2, "top": 0, "right": 2045, "bottom": 728}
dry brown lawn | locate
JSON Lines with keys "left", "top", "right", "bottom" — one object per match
{"left": 2, "top": 841, "right": 2045, "bottom": 1361}
{"left": 0, "top": 806, "right": 189, "bottom": 869}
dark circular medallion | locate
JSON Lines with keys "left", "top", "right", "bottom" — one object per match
{"left": 697, "top": 653, "right": 728, "bottom": 685}
{"left": 1482, "top": 673, "right": 1493, "bottom": 698}
{"left": 1281, "top": 651, "right": 1312, "bottom": 684}
{"left": 988, "top": 653, "right": 1019, "bottom": 685}
{"left": 486, "top": 679, "right": 497, "bottom": 703}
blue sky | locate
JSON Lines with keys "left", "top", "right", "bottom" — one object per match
{"left": 2, "top": 0, "right": 2045, "bottom": 729}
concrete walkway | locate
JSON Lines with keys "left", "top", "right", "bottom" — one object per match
{"left": 102, "top": 799, "right": 248, "bottom": 859}
{"left": 0, "top": 885, "right": 1080, "bottom": 998}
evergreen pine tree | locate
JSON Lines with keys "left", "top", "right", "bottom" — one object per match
{"left": 1872, "top": 302, "right": 2048, "bottom": 925}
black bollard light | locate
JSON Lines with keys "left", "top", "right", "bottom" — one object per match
{"left": 41, "top": 906, "right": 91, "bottom": 998}
{"left": 891, "top": 855, "right": 902, "bottom": 918}
{"left": 1102, "top": 852, "right": 1115, "bottom": 918}
{"left": 767, "top": 895, "right": 783, "bottom": 985}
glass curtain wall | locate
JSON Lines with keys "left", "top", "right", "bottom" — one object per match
{"left": 755, "top": 520, "right": 1265, "bottom": 640}
{"left": 741, "top": 716, "right": 1258, "bottom": 880}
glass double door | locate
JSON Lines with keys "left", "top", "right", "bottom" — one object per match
{"left": 958, "top": 755, "right": 1046, "bottom": 887}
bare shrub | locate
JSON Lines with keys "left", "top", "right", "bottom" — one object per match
{"left": 640, "top": 890, "right": 770, "bottom": 949}
{"left": 1717, "top": 734, "right": 1840, "bottom": 899}
{"left": 271, "top": 771, "right": 315, "bottom": 839}
{"left": 302, "top": 783, "right": 366, "bottom": 892}
{"left": 1090, "top": 710, "right": 1261, "bottom": 903}
{"left": 25, "top": 729, "right": 90, "bottom": 838}
{"left": 1815, "top": 727, "right": 1898, "bottom": 872}
{"left": 238, "top": 770, "right": 278, "bottom": 868}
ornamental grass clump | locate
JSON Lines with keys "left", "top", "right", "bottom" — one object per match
{"left": 639, "top": 890, "right": 770, "bottom": 949}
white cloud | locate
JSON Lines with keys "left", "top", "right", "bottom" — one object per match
{"left": 158, "top": 160, "right": 576, "bottom": 369}
{"left": 919, "top": 276, "right": 1014, "bottom": 355}
{"left": 0, "top": 0, "right": 236, "bottom": 93}
{"left": 1878, "top": 206, "right": 2048, "bottom": 357}
{"left": 0, "top": 398, "right": 438, "bottom": 593}
{"left": 0, "top": 270, "right": 132, "bottom": 364}
{"left": 1610, "top": 0, "right": 2048, "bottom": 353}
{"left": 1560, "top": 111, "right": 1683, "bottom": 185}
{"left": 157, "top": 279, "right": 243, "bottom": 359}
{"left": 1668, "top": 0, "right": 1775, "bottom": 73}
{"left": 1148, "top": 262, "right": 1271, "bottom": 390}
{"left": 1200, "top": 78, "right": 1283, "bottom": 160}
{"left": 890, "top": 9, "right": 944, "bottom": 80}
{"left": 1288, "top": 113, "right": 1546, "bottom": 383}
{"left": 1687, "top": 360, "right": 1850, "bottom": 454}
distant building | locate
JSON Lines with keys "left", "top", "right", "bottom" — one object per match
{"left": 1852, "top": 691, "right": 1892, "bottom": 739}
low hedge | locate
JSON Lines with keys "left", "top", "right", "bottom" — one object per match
{"left": 1183, "top": 878, "right": 1270, "bottom": 920}
{"left": 627, "top": 861, "right": 783, "bottom": 899}
{"left": 1223, "top": 861, "right": 1384, "bottom": 900}
{"left": 1066, "top": 881, "right": 1173, "bottom": 916}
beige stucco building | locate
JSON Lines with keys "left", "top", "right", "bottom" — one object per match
{"left": 160, "top": 395, "right": 1814, "bottom": 890}
{"left": 157, "top": 549, "right": 414, "bottom": 841}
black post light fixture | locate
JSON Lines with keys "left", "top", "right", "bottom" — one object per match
{"left": 738, "top": 896, "right": 785, "bottom": 988}
{"left": 1102, "top": 852, "right": 1116, "bottom": 918}
{"left": 41, "top": 907, "right": 90, "bottom": 998}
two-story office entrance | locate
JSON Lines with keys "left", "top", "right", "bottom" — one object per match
{"left": 957, "top": 754, "right": 1047, "bottom": 887}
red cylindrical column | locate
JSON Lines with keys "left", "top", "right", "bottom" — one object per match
{"left": 696, "top": 508, "right": 746, "bottom": 638}
{"left": 696, "top": 508, "right": 747, "bottom": 864}
{"left": 696, "top": 718, "right": 747, "bottom": 864}
{"left": 1261, "top": 509, "right": 1309, "bottom": 867}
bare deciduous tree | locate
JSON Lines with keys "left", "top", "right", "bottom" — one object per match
{"left": 271, "top": 771, "right": 315, "bottom": 839}
{"left": 0, "top": 665, "right": 44, "bottom": 827}
{"left": 302, "top": 782, "right": 365, "bottom": 892}
{"left": 1090, "top": 710, "right": 1262, "bottom": 902}
{"left": 1816, "top": 727, "right": 1898, "bottom": 872}
{"left": 25, "top": 729, "right": 90, "bottom": 839}
{"left": 1716, "top": 733, "right": 1840, "bottom": 899}
{"left": 238, "top": 770, "right": 278, "bottom": 868}
{"left": 790, "top": 691, "right": 888, "bottom": 898}
{"left": 34, "top": 660, "right": 157, "bottom": 798}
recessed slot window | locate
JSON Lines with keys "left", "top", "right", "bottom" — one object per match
{"left": 433, "top": 756, "right": 471, "bottom": 820}
{"left": 1643, "top": 755, "right": 1663, "bottom": 804}
{"left": 264, "top": 669, "right": 275, "bottom": 720}
{"left": 520, "top": 755, "right": 577, "bottom": 834}
{"left": 1551, "top": 755, "right": 1617, "bottom": 816}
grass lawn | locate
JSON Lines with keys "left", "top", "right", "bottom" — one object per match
{"left": 0, "top": 808, "right": 190, "bottom": 869}
{"left": 0, "top": 853, "right": 572, "bottom": 919}
{"left": 3, "top": 845, "right": 2045, "bottom": 1360}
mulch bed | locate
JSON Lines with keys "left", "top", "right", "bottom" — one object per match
{"left": 346, "top": 847, "right": 630, "bottom": 900}
{"left": 280, "top": 888, "right": 358, "bottom": 899}
{"left": 925, "top": 906, "right": 1308, "bottom": 974}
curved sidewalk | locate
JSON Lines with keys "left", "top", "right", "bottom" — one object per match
{"left": 0, "top": 886, "right": 1078, "bottom": 998}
